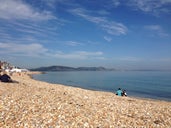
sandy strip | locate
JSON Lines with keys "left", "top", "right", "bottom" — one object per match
{"left": 0, "top": 72, "right": 171, "bottom": 128}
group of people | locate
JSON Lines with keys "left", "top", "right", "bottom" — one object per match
{"left": 0, "top": 60, "right": 23, "bottom": 83}
{"left": 116, "top": 88, "right": 127, "bottom": 96}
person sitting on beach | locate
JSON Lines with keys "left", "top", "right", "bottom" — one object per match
{"left": 122, "top": 90, "right": 127, "bottom": 96}
{"left": 0, "top": 72, "right": 13, "bottom": 82}
{"left": 116, "top": 88, "right": 123, "bottom": 96}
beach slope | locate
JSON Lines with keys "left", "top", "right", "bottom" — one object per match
{"left": 0, "top": 72, "right": 171, "bottom": 127}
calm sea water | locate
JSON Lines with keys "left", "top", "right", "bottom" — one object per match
{"left": 32, "top": 71, "right": 171, "bottom": 101}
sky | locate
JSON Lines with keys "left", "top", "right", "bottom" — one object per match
{"left": 0, "top": 0, "right": 171, "bottom": 70}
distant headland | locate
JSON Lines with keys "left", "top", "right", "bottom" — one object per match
{"left": 30, "top": 66, "right": 116, "bottom": 72}
{"left": 30, "top": 65, "right": 169, "bottom": 72}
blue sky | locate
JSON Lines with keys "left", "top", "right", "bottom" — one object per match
{"left": 0, "top": 0, "right": 171, "bottom": 70}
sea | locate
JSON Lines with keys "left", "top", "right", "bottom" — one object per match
{"left": 32, "top": 71, "right": 171, "bottom": 102}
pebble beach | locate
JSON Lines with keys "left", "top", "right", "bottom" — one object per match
{"left": 0, "top": 72, "right": 171, "bottom": 128}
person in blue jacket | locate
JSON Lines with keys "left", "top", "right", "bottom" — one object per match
{"left": 116, "top": 88, "right": 123, "bottom": 96}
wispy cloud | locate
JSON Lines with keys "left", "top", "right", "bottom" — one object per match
{"left": 104, "top": 36, "right": 112, "bottom": 42}
{"left": 41, "top": 0, "right": 58, "bottom": 8}
{"left": 96, "top": 10, "right": 110, "bottom": 15}
{"left": 157, "top": 58, "right": 171, "bottom": 62}
{"left": 69, "top": 8, "right": 127, "bottom": 36}
{"left": 65, "top": 41, "right": 84, "bottom": 46}
{"left": 13, "top": 21, "right": 58, "bottom": 37}
{"left": 144, "top": 25, "right": 169, "bottom": 37}
{"left": 126, "top": 0, "right": 171, "bottom": 15}
{"left": 0, "top": 43, "right": 48, "bottom": 57}
{"left": 112, "top": 0, "right": 120, "bottom": 7}
{"left": 118, "top": 56, "right": 142, "bottom": 62}
{"left": 0, "top": 42, "right": 105, "bottom": 60}
{"left": 0, "top": 0, "right": 56, "bottom": 21}
{"left": 42, "top": 0, "right": 73, "bottom": 8}
{"left": 0, "top": 18, "right": 59, "bottom": 44}
{"left": 54, "top": 51, "right": 104, "bottom": 60}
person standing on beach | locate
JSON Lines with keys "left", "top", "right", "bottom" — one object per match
{"left": 116, "top": 88, "right": 123, "bottom": 96}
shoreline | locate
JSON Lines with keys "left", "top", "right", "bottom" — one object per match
{"left": 0, "top": 71, "right": 171, "bottom": 127}
{"left": 32, "top": 71, "right": 171, "bottom": 103}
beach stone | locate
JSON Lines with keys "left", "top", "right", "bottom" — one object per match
{"left": 0, "top": 71, "right": 171, "bottom": 127}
